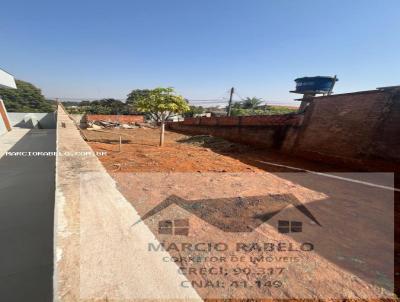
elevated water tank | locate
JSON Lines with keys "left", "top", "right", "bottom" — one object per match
{"left": 293, "top": 76, "right": 338, "bottom": 94}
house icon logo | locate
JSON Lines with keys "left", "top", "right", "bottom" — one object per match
{"left": 134, "top": 194, "right": 321, "bottom": 236}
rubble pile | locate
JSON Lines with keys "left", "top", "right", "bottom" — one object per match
{"left": 86, "top": 120, "right": 156, "bottom": 130}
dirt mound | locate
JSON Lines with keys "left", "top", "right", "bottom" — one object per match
{"left": 177, "top": 135, "right": 252, "bottom": 153}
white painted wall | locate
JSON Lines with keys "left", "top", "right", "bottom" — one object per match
{"left": 0, "top": 99, "right": 9, "bottom": 135}
{"left": 0, "top": 68, "right": 17, "bottom": 89}
{"left": 8, "top": 112, "right": 57, "bottom": 129}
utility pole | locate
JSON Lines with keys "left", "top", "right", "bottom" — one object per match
{"left": 227, "top": 87, "right": 234, "bottom": 116}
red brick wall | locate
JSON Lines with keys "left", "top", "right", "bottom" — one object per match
{"left": 175, "top": 114, "right": 301, "bottom": 127}
{"left": 167, "top": 90, "right": 400, "bottom": 170}
{"left": 240, "top": 115, "right": 301, "bottom": 126}
{"left": 292, "top": 90, "right": 400, "bottom": 169}
{"left": 86, "top": 114, "right": 144, "bottom": 123}
{"left": 167, "top": 114, "right": 302, "bottom": 149}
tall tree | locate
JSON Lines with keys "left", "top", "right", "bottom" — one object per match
{"left": 184, "top": 105, "right": 205, "bottom": 117}
{"left": 131, "top": 87, "right": 189, "bottom": 146}
{"left": 0, "top": 80, "right": 53, "bottom": 112}
{"left": 126, "top": 89, "right": 152, "bottom": 103}
{"left": 88, "top": 99, "right": 128, "bottom": 114}
{"left": 241, "top": 97, "right": 263, "bottom": 109}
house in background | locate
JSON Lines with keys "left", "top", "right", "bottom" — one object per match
{"left": 0, "top": 68, "right": 17, "bottom": 135}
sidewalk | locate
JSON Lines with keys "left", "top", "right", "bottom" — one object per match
{"left": 55, "top": 106, "right": 201, "bottom": 301}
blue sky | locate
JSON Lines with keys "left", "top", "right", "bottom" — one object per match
{"left": 1, "top": 0, "right": 399, "bottom": 105}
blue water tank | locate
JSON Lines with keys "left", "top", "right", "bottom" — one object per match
{"left": 294, "top": 76, "right": 338, "bottom": 94}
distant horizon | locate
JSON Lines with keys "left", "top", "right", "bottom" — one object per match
{"left": 41, "top": 80, "right": 388, "bottom": 107}
{"left": 52, "top": 96, "right": 298, "bottom": 105}
{"left": 21, "top": 74, "right": 396, "bottom": 107}
{"left": 55, "top": 96, "right": 300, "bottom": 107}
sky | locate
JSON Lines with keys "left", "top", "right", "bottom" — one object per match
{"left": 1, "top": 0, "right": 399, "bottom": 105}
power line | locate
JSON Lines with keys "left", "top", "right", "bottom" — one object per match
{"left": 233, "top": 91, "right": 245, "bottom": 101}
{"left": 49, "top": 92, "right": 297, "bottom": 107}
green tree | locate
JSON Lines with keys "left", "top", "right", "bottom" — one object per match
{"left": 241, "top": 97, "right": 263, "bottom": 109}
{"left": 230, "top": 105, "right": 296, "bottom": 116}
{"left": 126, "top": 89, "right": 152, "bottom": 103}
{"left": 126, "top": 89, "right": 152, "bottom": 113}
{"left": 131, "top": 87, "right": 189, "bottom": 146}
{"left": 231, "top": 101, "right": 243, "bottom": 109}
{"left": 79, "top": 100, "right": 91, "bottom": 107}
{"left": 184, "top": 105, "right": 205, "bottom": 117}
{"left": 88, "top": 99, "right": 128, "bottom": 114}
{"left": 0, "top": 80, "right": 54, "bottom": 112}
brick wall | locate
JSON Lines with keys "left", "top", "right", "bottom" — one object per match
{"left": 179, "top": 114, "right": 301, "bottom": 127}
{"left": 167, "top": 89, "right": 400, "bottom": 170}
{"left": 291, "top": 89, "right": 400, "bottom": 169}
{"left": 167, "top": 114, "right": 302, "bottom": 149}
{"left": 85, "top": 114, "right": 144, "bottom": 124}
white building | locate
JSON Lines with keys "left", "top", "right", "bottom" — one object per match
{"left": 0, "top": 68, "right": 17, "bottom": 89}
{"left": 0, "top": 68, "right": 17, "bottom": 135}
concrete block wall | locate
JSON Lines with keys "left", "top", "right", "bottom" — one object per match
{"left": 86, "top": 114, "right": 144, "bottom": 124}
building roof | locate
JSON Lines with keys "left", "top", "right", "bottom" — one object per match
{"left": 0, "top": 68, "right": 17, "bottom": 89}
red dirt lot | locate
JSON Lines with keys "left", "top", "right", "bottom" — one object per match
{"left": 83, "top": 128, "right": 262, "bottom": 173}
{"left": 83, "top": 128, "right": 396, "bottom": 301}
{"left": 110, "top": 172, "right": 394, "bottom": 300}
{"left": 83, "top": 128, "right": 345, "bottom": 173}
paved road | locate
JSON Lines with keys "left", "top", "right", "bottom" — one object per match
{"left": 0, "top": 129, "right": 55, "bottom": 302}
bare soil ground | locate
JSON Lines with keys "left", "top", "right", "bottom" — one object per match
{"left": 83, "top": 128, "right": 261, "bottom": 173}
{"left": 83, "top": 128, "right": 395, "bottom": 300}
{"left": 82, "top": 128, "right": 345, "bottom": 173}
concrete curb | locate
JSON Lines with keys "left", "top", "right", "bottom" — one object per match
{"left": 53, "top": 105, "right": 202, "bottom": 301}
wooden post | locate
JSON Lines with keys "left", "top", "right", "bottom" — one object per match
{"left": 119, "top": 135, "right": 122, "bottom": 152}
{"left": 159, "top": 115, "right": 165, "bottom": 147}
